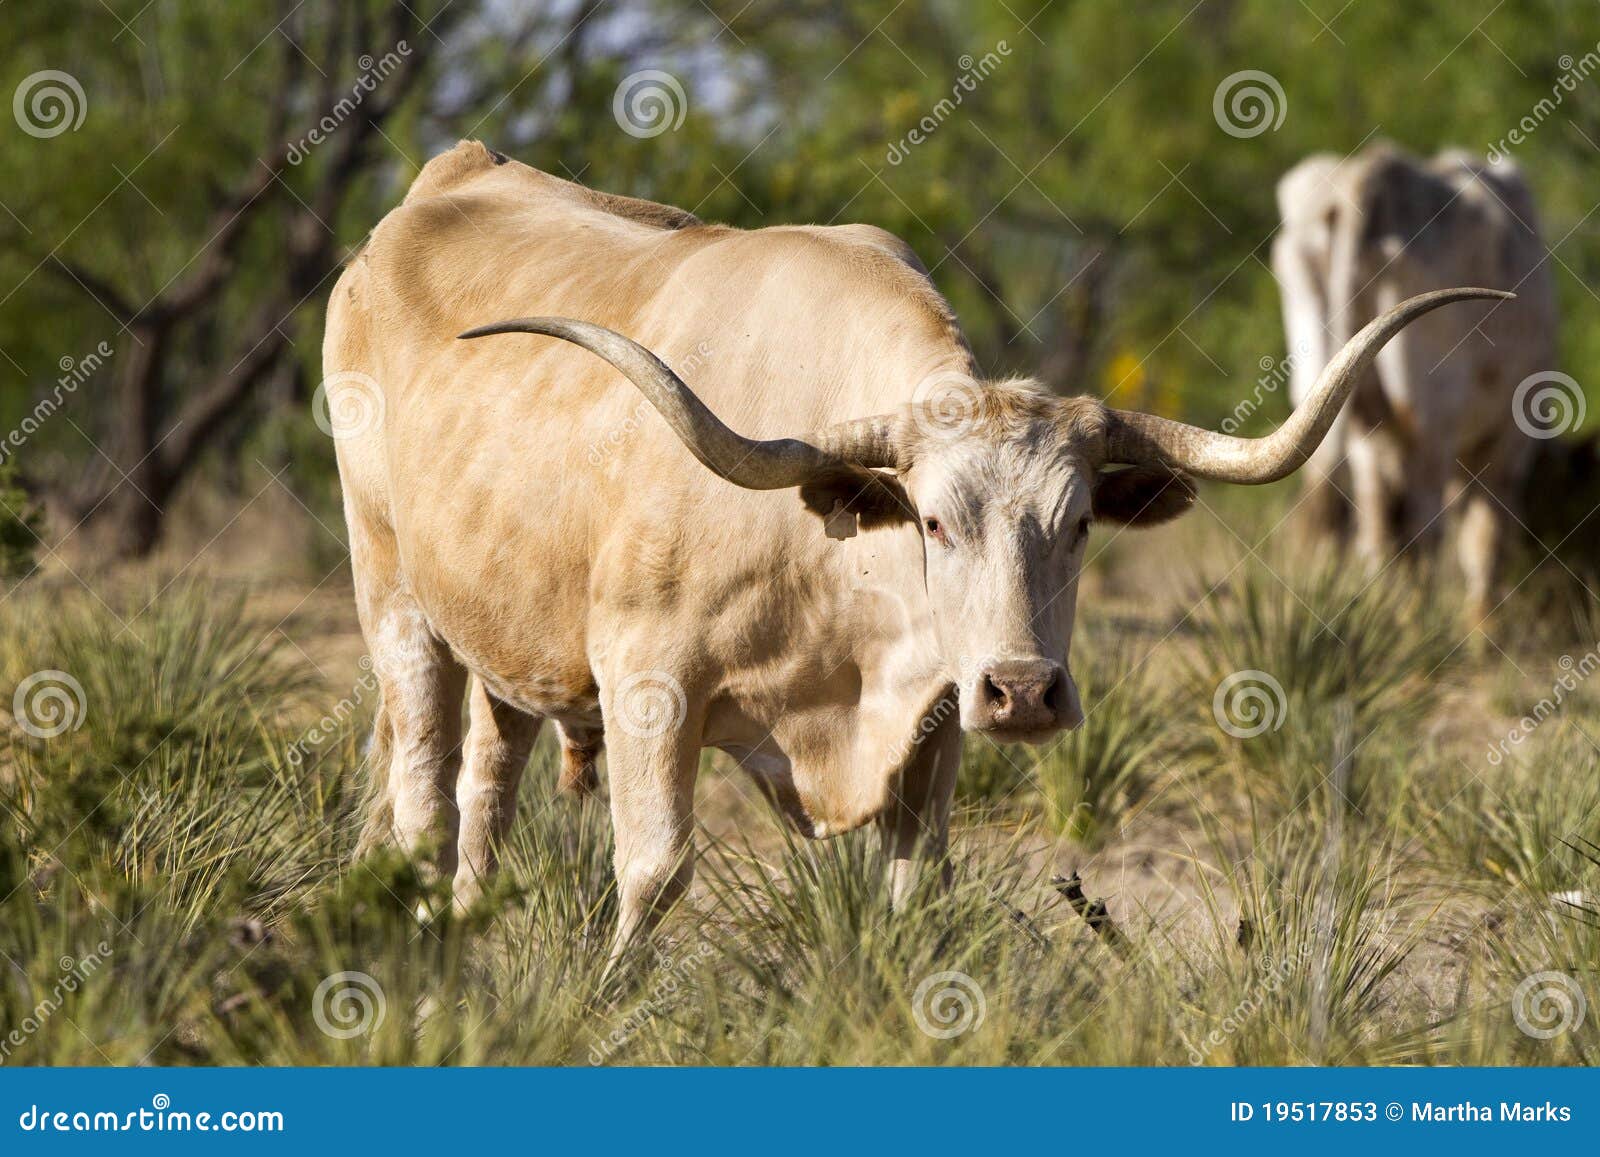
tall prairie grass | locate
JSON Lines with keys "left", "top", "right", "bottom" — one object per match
{"left": 1, "top": 564, "right": 1594, "bottom": 1066}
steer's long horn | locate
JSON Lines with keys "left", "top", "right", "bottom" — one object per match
{"left": 458, "top": 317, "right": 900, "bottom": 486}
{"left": 1102, "top": 287, "right": 1512, "bottom": 484}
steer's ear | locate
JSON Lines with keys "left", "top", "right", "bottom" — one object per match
{"left": 1092, "top": 466, "right": 1197, "bottom": 527}
{"left": 799, "top": 467, "right": 916, "bottom": 533}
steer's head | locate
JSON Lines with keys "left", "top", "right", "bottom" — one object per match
{"left": 848, "top": 385, "right": 1196, "bottom": 741}
{"left": 461, "top": 287, "right": 1506, "bottom": 744}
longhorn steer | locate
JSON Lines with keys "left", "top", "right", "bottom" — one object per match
{"left": 324, "top": 141, "right": 1501, "bottom": 953}
{"left": 1273, "top": 143, "right": 1558, "bottom": 615}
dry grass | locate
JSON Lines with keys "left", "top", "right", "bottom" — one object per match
{"left": 2, "top": 498, "right": 1597, "bottom": 1066}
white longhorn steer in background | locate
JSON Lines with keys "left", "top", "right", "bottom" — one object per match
{"left": 1273, "top": 143, "right": 1558, "bottom": 616}
{"left": 323, "top": 140, "right": 1502, "bottom": 954}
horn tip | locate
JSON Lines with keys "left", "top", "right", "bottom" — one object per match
{"left": 457, "top": 320, "right": 535, "bottom": 341}
{"left": 457, "top": 316, "right": 573, "bottom": 341}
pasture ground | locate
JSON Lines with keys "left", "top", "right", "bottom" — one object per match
{"left": 2, "top": 483, "right": 1596, "bottom": 1065}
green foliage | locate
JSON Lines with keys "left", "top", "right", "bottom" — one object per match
{"left": 6, "top": 0, "right": 1599, "bottom": 511}
{"left": 0, "top": 459, "right": 42, "bottom": 580}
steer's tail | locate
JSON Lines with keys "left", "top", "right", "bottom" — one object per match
{"left": 354, "top": 689, "right": 396, "bottom": 856}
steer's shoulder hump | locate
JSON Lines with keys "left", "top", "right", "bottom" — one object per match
{"left": 400, "top": 140, "right": 705, "bottom": 234}
{"left": 799, "top": 223, "right": 930, "bottom": 275}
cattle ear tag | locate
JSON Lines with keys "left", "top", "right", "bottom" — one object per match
{"left": 824, "top": 499, "right": 859, "bottom": 540}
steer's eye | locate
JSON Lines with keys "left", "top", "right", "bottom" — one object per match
{"left": 923, "top": 516, "right": 948, "bottom": 545}
{"left": 1075, "top": 515, "right": 1093, "bottom": 545}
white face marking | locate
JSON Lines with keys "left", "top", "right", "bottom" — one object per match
{"left": 904, "top": 430, "right": 1091, "bottom": 733}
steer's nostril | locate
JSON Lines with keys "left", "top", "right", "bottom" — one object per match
{"left": 980, "top": 673, "right": 1007, "bottom": 708}
{"left": 1040, "top": 667, "right": 1062, "bottom": 712}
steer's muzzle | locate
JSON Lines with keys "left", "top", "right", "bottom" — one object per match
{"left": 970, "top": 659, "right": 1083, "bottom": 740}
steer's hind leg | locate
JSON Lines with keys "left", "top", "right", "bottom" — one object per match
{"left": 878, "top": 712, "right": 961, "bottom": 909}
{"left": 348, "top": 508, "right": 467, "bottom": 887}
{"left": 378, "top": 603, "right": 469, "bottom": 884}
{"left": 455, "top": 677, "right": 543, "bottom": 910}
{"left": 556, "top": 722, "right": 603, "bottom": 797}
{"left": 348, "top": 515, "right": 469, "bottom": 883}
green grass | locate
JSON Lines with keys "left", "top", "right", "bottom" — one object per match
{"left": 1180, "top": 555, "right": 1460, "bottom": 814}
{"left": 1, "top": 570, "right": 1596, "bottom": 1066}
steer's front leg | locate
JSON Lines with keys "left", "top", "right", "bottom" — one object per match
{"left": 878, "top": 712, "right": 961, "bottom": 908}
{"left": 600, "top": 664, "right": 703, "bottom": 960}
